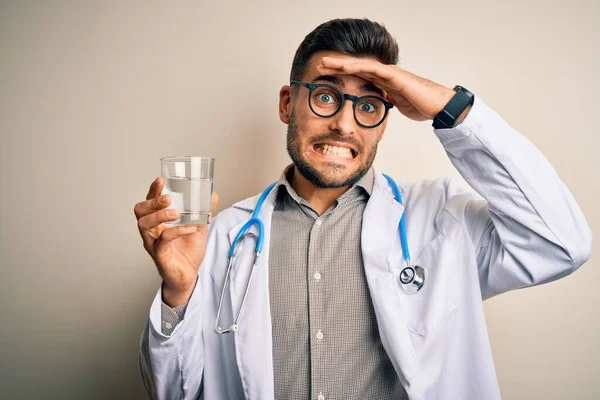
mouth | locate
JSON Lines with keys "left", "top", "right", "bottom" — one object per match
{"left": 313, "top": 142, "right": 357, "bottom": 160}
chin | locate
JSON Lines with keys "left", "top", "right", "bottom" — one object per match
{"left": 296, "top": 158, "right": 365, "bottom": 189}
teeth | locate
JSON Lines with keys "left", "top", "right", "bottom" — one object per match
{"left": 318, "top": 144, "right": 353, "bottom": 159}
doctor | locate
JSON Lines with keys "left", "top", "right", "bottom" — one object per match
{"left": 135, "top": 18, "right": 592, "bottom": 400}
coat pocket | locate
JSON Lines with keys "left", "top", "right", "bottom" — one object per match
{"left": 398, "top": 231, "right": 459, "bottom": 336}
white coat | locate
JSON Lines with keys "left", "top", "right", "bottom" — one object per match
{"left": 139, "top": 95, "right": 592, "bottom": 400}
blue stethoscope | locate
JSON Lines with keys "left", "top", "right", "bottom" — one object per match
{"left": 214, "top": 173, "right": 426, "bottom": 334}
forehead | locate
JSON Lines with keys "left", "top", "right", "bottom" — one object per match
{"left": 303, "top": 50, "right": 379, "bottom": 90}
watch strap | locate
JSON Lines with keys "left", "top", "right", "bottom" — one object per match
{"left": 432, "top": 85, "right": 474, "bottom": 129}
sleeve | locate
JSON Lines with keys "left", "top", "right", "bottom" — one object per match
{"left": 434, "top": 94, "right": 593, "bottom": 300}
{"left": 138, "top": 277, "right": 204, "bottom": 400}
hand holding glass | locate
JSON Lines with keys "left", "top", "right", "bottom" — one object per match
{"left": 133, "top": 156, "right": 217, "bottom": 307}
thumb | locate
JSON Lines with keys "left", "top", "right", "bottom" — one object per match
{"left": 208, "top": 192, "right": 219, "bottom": 224}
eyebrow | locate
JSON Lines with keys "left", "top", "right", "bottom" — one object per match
{"left": 312, "top": 74, "right": 385, "bottom": 97}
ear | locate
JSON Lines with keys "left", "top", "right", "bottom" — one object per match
{"left": 279, "top": 85, "right": 293, "bottom": 124}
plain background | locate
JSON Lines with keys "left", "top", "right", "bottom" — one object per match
{"left": 0, "top": 1, "right": 598, "bottom": 399}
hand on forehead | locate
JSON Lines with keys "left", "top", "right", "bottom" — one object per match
{"left": 306, "top": 51, "right": 388, "bottom": 97}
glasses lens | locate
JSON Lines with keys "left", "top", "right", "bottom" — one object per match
{"left": 355, "top": 97, "right": 386, "bottom": 127}
{"left": 309, "top": 86, "right": 342, "bottom": 117}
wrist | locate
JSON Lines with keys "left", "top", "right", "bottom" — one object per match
{"left": 162, "top": 278, "right": 197, "bottom": 307}
{"left": 431, "top": 87, "right": 456, "bottom": 118}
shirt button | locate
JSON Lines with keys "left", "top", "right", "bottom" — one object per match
{"left": 315, "top": 218, "right": 322, "bottom": 226}
{"left": 165, "top": 322, "right": 172, "bottom": 329}
{"left": 316, "top": 330, "right": 323, "bottom": 340}
{"left": 318, "top": 393, "right": 325, "bottom": 400}
{"left": 314, "top": 272, "right": 321, "bottom": 281}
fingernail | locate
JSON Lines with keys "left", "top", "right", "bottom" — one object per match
{"left": 167, "top": 209, "right": 177, "bottom": 217}
{"left": 159, "top": 194, "right": 168, "bottom": 203}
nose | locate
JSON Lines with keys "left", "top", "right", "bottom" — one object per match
{"left": 327, "top": 98, "right": 356, "bottom": 136}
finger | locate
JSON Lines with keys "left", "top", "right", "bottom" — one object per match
{"left": 134, "top": 193, "right": 171, "bottom": 219}
{"left": 320, "top": 56, "right": 386, "bottom": 72}
{"left": 159, "top": 225, "right": 199, "bottom": 242}
{"left": 316, "top": 65, "right": 395, "bottom": 96}
{"left": 318, "top": 57, "right": 400, "bottom": 84}
{"left": 210, "top": 192, "right": 219, "bottom": 215}
{"left": 317, "top": 65, "right": 383, "bottom": 84}
{"left": 321, "top": 59, "right": 397, "bottom": 83}
{"left": 206, "top": 192, "right": 220, "bottom": 225}
{"left": 138, "top": 208, "right": 179, "bottom": 231}
{"left": 146, "top": 176, "right": 164, "bottom": 201}
{"left": 319, "top": 56, "right": 360, "bottom": 69}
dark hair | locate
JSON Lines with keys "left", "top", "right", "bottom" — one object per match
{"left": 290, "top": 18, "right": 399, "bottom": 82}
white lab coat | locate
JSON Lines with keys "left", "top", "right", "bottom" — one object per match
{"left": 139, "top": 95, "right": 592, "bottom": 400}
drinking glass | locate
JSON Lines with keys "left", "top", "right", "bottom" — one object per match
{"left": 160, "top": 156, "right": 215, "bottom": 225}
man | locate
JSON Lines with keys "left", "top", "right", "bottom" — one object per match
{"left": 135, "top": 18, "right": 592, "bottom": 400}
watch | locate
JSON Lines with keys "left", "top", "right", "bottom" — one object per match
{"left": 432, "top": 85, "right": 474, "bottom": 129}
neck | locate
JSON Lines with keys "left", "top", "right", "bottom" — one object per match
{"left": 289, "top": 166, "right": 349, "bottom": 215}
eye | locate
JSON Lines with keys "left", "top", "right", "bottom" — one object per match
{"left": 358, "top": 102, "right": 377, "bottom": 113}
{"left": 315, "top": 92, "right": 338, "bottom": 104}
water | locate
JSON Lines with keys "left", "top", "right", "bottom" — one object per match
{"left": 163, "top": 177, "right": 213, "bottom": 225}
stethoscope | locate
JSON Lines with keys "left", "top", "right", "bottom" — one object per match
{"left": 214, "top": 174, "right": 426, "bottom": 334}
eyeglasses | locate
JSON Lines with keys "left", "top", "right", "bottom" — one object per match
{"left": 290, "top": 80, "right": 394, "bottom": 128}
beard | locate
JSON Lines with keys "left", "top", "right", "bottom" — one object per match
{"left": 286, "top": 110, "right": 379, "bottom": 188}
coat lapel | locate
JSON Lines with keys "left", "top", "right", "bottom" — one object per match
{"left": 227, "top": 187, "right": 278, "bottom": 400}
{"left": 362, "top": 171, "right": 425, "bottom": 399}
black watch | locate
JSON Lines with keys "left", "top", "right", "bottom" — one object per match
{"left": 432, "top": 85, "right": 474, "bottom": 129}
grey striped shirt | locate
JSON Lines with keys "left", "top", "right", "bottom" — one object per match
{"left": 162, "top": 166, "right": 407, "bottom": 399}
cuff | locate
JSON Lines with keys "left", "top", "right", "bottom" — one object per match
{"left": 149, "top": 285, "right": 184, "bottom": 340}
{"left": 433, "top": 94, "right": 487, "bottom": 146}
{"left": 160, "top": 301, "right": 188, "bottom": 336}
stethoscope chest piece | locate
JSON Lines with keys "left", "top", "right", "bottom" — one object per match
{"left": 399, "top": 265, "right": 426, "bottom": 295}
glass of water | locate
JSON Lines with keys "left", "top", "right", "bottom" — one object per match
{"left": 160, "top": 156, "right": 215, "bottom": 225}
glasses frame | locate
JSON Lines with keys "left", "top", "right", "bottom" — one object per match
{"left": 290, "top": 80, "right": 394, "bottom": 128}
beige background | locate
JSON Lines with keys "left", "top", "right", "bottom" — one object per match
{"left": 0, "top": 1, "right": 598, "bottom": 399}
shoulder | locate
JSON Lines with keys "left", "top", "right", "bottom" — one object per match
{"left": 397, "top": 175, "right": 482, "bottom": 230}
{"left": 400, "top": 175, "right": 458, "bottom": 207}
{"left": 400, "top": 175, "right": 476, "bottom": 203}
{"left": 206, "top": 181, "right": 280, "bottom": 239}
{"left": 206, "top": 194, "right": 258, "bottom": 239}
{"left": 211, "top": 196, "right": 255, "bottom": 232}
